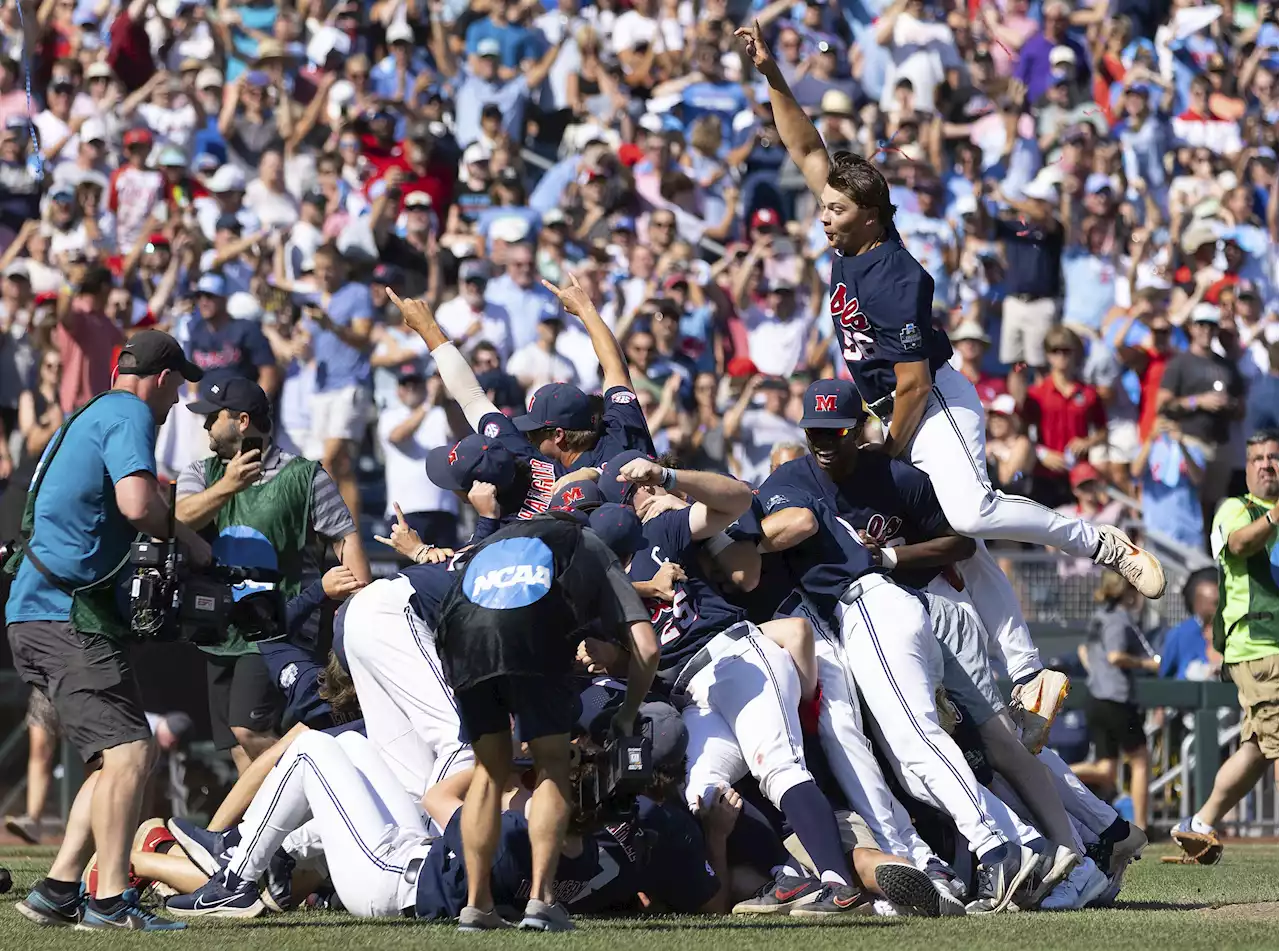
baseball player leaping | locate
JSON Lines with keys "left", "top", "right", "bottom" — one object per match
{"left": 737, "top": 21, "right": 1166, "bottom": 748}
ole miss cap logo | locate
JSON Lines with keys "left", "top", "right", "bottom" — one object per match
{"left": 799, "top": 379, "right": 866, "bottom": 430}
{"left": 447, "top": 441, "right": 461, "bottom": 465}
{"left": 553, "top": 480, "right": 605, "bottom": 512}
{"left": 814, "top": 393, "right": 837, "bottom": 413}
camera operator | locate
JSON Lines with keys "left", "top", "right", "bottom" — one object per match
{"left": 174, "top": 375, "right": 371, "bottom": 774}
{"left": 437, "top": 511, "right": 660, "bottom": 933}
{"left": 6, "top": 330, "right": 210, "bottom": 932}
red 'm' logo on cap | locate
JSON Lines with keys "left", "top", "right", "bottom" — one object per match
{"left": 814, "top": 394, "right": 837, "bottom": 412}
{"left": 561, "top": 486, "right": 584, "bottom": 504}
{"left": 447, "top": 441, "right": 461, "bottom": 465}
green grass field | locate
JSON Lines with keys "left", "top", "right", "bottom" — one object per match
{"left": 0, "top": 844, "right": 1275, "bottom": 951}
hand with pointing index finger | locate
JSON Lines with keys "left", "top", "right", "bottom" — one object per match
{"left": 374, "top": 501, "right": 425, "bottom": 559}
{"left": 385, "top": 287, "right": 438, "bottom": 339}
{"left": 540, "top": 272, "right": 594, "bottom": 322}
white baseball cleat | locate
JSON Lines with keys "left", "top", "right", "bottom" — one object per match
{"left": 1027, "top": 845, "right": 1081, "bottom": 908}
{"left": 1093, "top": 525, "right": 1166, "bottom": 599}
{"left": 1040, "top": 857, "right": 1109, "bottom": 911}
{"left": 1014, "top": 669, "right": 1071, "bottom": 755}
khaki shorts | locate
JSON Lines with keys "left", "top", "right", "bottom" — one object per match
{"left": 1227, "top": 653, "right": 1279, "bottom": 760}
{"left": 784, "top": 809, "right": 880, "bottom": 872}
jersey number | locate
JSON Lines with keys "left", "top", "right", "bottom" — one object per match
{"left": 831, "top": 282, "right": 875, "bottom": 363}
{"left": 648, "top": 546, "right": 698, "bottom": 645}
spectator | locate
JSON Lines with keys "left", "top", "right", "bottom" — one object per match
{"left": 54, "top": 264, "right": 124, "bottom": 413}
{"left": 1053, "top": 461, "right": 1125, "bottom": 576}
{"left": 1132, "top": 414, "right": 1207, "bottom": 551}
{"left": 723, "top": 374, "right": 802, "bottom": 486}
{"left": 185, "top": 273, "right": 280, "bottom": 394}
{"left": 1014, "top": 0, "right": 1089, "bottom": 105}
{"left": 1074, "top": 573, "right": 1158, "bottom": 830}
{"left": 1245, "top": 342, "right": 1279, "bottom": 435}
{"left": 949, "top": 321, "right": 1006, "bottom": 406}
{"left": 507, "top": 310, "right": 579, "bottom": 400}
{"left": 1158, "top": 568, "right": 1222, "bottom": 681}
{"left": 985, "top": 394, "right": 1036, "bottom": 499}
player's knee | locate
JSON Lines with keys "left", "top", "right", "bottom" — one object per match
{"left": 758, "top": 762, "right": 812, "bottom": 807}
{"left": 944, "top": 505, "right": 986, "bottom": 536}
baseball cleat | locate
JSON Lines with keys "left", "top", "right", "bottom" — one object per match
{"left": 83, "top": 817, "right": 175, "bottom": 897}
{"left": 166, "top": 871, "right": 265, "bottom": 918}
{"left": 1014, "top": 669, "right": 1071, "bottom": 754}
{"left": 517, "top": 899, "right": 574, "bottom": 931}
{"left": 731, "top": 871, "right": 824, "bottom": 914}
{"left": 1027, "top": 845, "right": 1080, "bottom": 908}
{"left": 1110, "top": 821, "right": 1149, "bottom": 871}
{"left": 1093, "top": 525, "right": 1166, "bottom": 599}
{"left": 15, "top": 881, "right": 85, "bottom": 927}
{"left": 458, "top": 905, "right": 513, "bottom": 931}
{"left": 788, "top": 882, "right": 872, "bottom": 916}
{"left": 77, "top": 888, "right": 186, "bottom": 931}
{"left": 966, "top": 845, "right": 1039, "bottom": 915}
{"left": 260, "top": 848, "right": 296, "bottom": 913}
{"left": 874, "top": 863, "right": 961, "bottom": 917}
{"left": 925, "top": 857, "right": 966, "bottom": 902}
{"left": 1040, "top": 857, "right": 1109, "bottom": 910}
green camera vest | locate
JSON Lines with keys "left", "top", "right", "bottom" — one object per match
{"left": 199, "top": 451, "right": 317, "bottom": 656}
{"left": 1212, "top": 495, "right": 1279, "bottom": 661}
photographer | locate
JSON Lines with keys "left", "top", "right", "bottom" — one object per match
{"left": 437, "top": 511, "right": 660, "bottom": 933}
{"left": 175, "top": 375, "right": 371, "bottom": 773}
{"left": 6, "top": 330, "right": 209, "bottom": 932}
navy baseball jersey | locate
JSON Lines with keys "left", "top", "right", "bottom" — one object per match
{"left": 569, "top": 386, "right": 657, "bottom": 473}
{"left": 786, "top": 453, "right": 955, "bottom": 590}
{"left": 399, "top": 561, "right": 457, "bottom": 628}
{"left": 476, "top": 411, "right": 560, "bottom": 523}
{"left": 756, "top": 460, "right": 884, "bottom": 622}
{"left": 829, "top": 227, "right": 952, "bottom": 406}
{"left": 722, "top": 499, "right": 800, "bottom": 624}
{"left": 627, "top": 509, "right": 748, "bottom": 689}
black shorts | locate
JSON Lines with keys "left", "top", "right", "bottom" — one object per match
{"left": 1086, "top": 697, "right": 1146, "bottom": 760}
{"left": 7, "top": 620, "right": 152, "bottom": 766}
{"left": 206, "top": 653, "right": 282, "bottom": 750}
{"left": 455, "top": 675, "right": 578, "bottom": 744}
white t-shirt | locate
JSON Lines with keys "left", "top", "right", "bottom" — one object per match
{"left": 610, "top": 10, "right": 664, "bottom": 54}
{"left": 286, "top": 220, "right": 325, "bottom": 278}
{"left": 743, "top": 306, "right": 814, "bottom": 378}
{"left": 33, "top": 110, "right": 79, "bottom": 174}
{"left": 731, "top": 408, "right": 803, "bottom": 487}
{"left": 136, "top": 102, "right": 199, "bottom": 152}
{"left": 377, "top": 401, "right": 460, "bottom": 518}
{"left": 554, "top": 325, "right": 602, "bottom": 393}
{"left": 244, "top": 180, "right": 301, "bottom": 231}
{"left": 434, "top": 294, "right": 514, "bottom": 361}
{"left": 507, "top": 342, "right": 579, "bottom": 401}
{"left": 881, "top": 14, "right": 960, "bottom": 112}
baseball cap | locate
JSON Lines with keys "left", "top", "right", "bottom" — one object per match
{"left": 186, "top": 375, "right": 270, "bottom": 417}
{"left": 226, "top": 292, "right": 263, "bottom": 321}
{"left": 751, "top": 207, "right": 782, "bottom": 230}
{"left": 820, "top": 89, "right": 855, "bottom": 117}
{"left": 386, "top": 21, "right": 414, "bottom": 44}
{"left": 638, "top": 701, "right": 689, "bottom": 770}
{"left": 587, "top": 503, "right": 647, "bottom": 558}
{"left": 459, "top": 258, "right": 491, "bottom": 283}
{"left": 726, "top": 355, "right": 759, "bottom": 378}
{"left": 425, "top": 434, "right": 517, "bottom": 493}
{"left": 396, "top": 361, "right": 426, "bottom": 382}
{"left": 404, "top": 190, "right": 432, "bottom": 208}
{"left": 800, "top": 379, "right": 866, "bottom": 429}
{"left": 118, "top": 330, "right": 204, "bottom": 382}
{"left": 765, "top": 276, "right": 796, "bottom": 293}
{"left": 987, "top": 393, "right": 1018, "bottom": 416}
{"left": 215, "top": 213, "right": 242, "bottom": 234}
{"left": 610, "top": 214, "right": 636, "bottom": 233}
{"left": 195, "top": 273, "right": 227, "bottom": 297}
{"left": 80, "top": 117, "right": 107, "bottom": 143}
{"left": 1191, "top": 302, "right": 1222, "bottom": 324}
{"left": 1049, "top": 45, "right": 1077, "bottom": 67}
{"left": 476, "top": 37, "right": 501, "bottom": 57}
{"left": 1084, "top": 173, "right": 1114, "bottom": 195}
{"left": 598, "top": 450, "right": 654, "bottom": 506}
{"left": 85, "top": 62, "right": 114, "bottom": 81}
{"left": 1022, "top": 179, "right": 1059, "bottom": 203}
{"left": 207, "top": 165, "right": 247, "bottom": 193}
{"left": 1069, "top": 461, "right": 1103, "bottom": 489}
{"left": 302, "top": 188, "right": 327, "bottom": 208}
{"left": 197, "top": 67, "right": 224, "bottom": 90}
{"left": 462, "top": 142, "right": 491, "bottom": 166}
{"left": 372, "top": 262, "right": 404, "bottom": 286}
{"left": 514, "top": 383, "right": 594, "bottom": 432}
{"left": 1181, "top": 221, "right": 1218, "bottom": 255}
{"left": 157, "top": 145, "right": 186, "bottom": 168}
{"left": 552, "top": 480, "right": 607, "bottom": 514}
{"left": 122, "top": 128, "right": 153, "bottom": 148}
{"left": 3, "top": 261, "right": 29, "bottom": 280}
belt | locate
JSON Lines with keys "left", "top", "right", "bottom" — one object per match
{"left": 1008, "top": 292, "right": 1048, "bottom": 302}
{"left": 672, "top": 622, "right": 753, "bottom": 697}
{"left": 866, "top": 393, "right": 895, "bottom": 422}
{"left": 400, "top": 856, "right": 425, "bottom": 918}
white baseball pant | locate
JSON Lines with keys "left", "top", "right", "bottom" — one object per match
{"left": 833, "top": 575, "right": 1039, "bottom": 858}
{"left": 901, "top": 363, "right": 1102, "bottom": 682}
{"left": 681, "top": 623, "right": 815, "bottom": 811}
{"left": 228, "top": 730, "right": 430, "bottom": 918}
{"left": 342, "top": 575, "right": 473, "bottom": 803}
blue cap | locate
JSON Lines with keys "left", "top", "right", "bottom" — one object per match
{"left": 426, "top": 434, "right": 517, "bottom": 493}
{"left": 195, "top": 273, "right": 227, "bottom": 297}
{"left": 551, "top": 480, "right": 606, "bottom": 513}
{"left": 588, "top": 503, "right": 647, "bottom": 558}
{"left": 799, "top": 379, "right": 866, "bottom": 429}
{"left": 50, "top": 183, "right": 76, "bottom": 201}
{"left": 513, "top": 382, "right": 595, "bottom": 433}
{"left": 599, "top": 450, "right": 654, "bottom": 505}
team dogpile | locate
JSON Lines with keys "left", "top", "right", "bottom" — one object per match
{"left": 64, "top": 264, "right": 1170, "bottom": 932}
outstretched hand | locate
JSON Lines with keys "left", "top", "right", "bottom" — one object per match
{"left": 734, "top": 20, "right": 772, "bottom": 69}
{"left": 386, "top": 287, "right": 437, "bottom": 339}
{"left": 540, "top": 272, "right": 594, "bottom": 321}
{"left": 374, "top": 502, "right": 425, "bottom": 558}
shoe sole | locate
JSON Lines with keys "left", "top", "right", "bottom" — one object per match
{"left": 74, "top": 920, "right": 186, "bottom": 931}
{"left": 789, "top": 898, "right": 874, "bottom": 918}
{"left": 1020, "top": 673, "right": 1070, "bottom": 755}
{"left": 166, "top": 899, "right": 265, "bottom": 919}
{"left": 732, "top": 891, "right": 821, "bottom": 914}
{"left": 4, "top": 818, "right": 40, "bottom": 845}
{"left": 984, "top": 850, "right": 1041, "bottom": 915}
{"left": 517, "top": 917, "right": 574, "bottom": 931}
{"left": 166, "top": 819, "right": 222, "bottom": 878}
{"left": 15, "top": 901, "right": 79, "bottom": 927}
{"left": 1099, "top": 527, "right": 1166, "bottom": 599}
{"left": 875, "top": 864, "right": 945, "bottom": 918}
{"left": 1028, "top": 850, "right": 1081, "bottom": 908}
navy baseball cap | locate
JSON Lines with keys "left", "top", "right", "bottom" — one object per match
{"left": 551, "top": 480, "right": 606, "bottom": 513}
{"left": 799, "top": 379, "right": 866, "bottom": 429}
{"left": 426, "top": 434, "right": 517, "bottom": 492}
{"left": 599, "top": 449, "right": 654, "bottom": 505}
{"left": 513, "top": 382, "right": 595, "bottom": 433}
{"left": 588, "top": 503, "right": 647, "bottom": 557}
{"left": 186, "top": 375, "right": 270, "bottom": 417}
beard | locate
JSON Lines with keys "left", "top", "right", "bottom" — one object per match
{"left": 210, "top": 430, "right": 241, "bottom": 460}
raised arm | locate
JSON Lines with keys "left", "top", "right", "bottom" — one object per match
{"left": 736, "top": 21, "right": 830, "bottom": 199}
{"left": 542, "top": 273, "right": 630, "bottom": 392}
{"left": 615, "top": 458, "right": 753, "bottom": 539}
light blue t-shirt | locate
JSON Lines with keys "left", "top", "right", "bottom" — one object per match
{"left": 896, "top": 211, "right": 955, "bottom": 307}
{"left": 309, "top": 283, "right": 374, "bottom": 392}
{"left": 6, "top": 392, "right": 157, "bottom": 623}
{"left": 1062, "top": 248, "right": 1120, "bottom": 334}
{"left": 1139, "top": 434, "right": 1206, "bottom": 550}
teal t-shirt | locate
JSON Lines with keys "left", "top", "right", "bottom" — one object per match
{"left": 5, "top": 391, "right": 157, "bottom": 623}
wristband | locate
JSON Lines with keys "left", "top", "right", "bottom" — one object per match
{"left": 412, "top": 543, "right": 433, "bottom": 563}
{"left": 660, "top": 466, "right": 678, "bottom": 491}
{"left": 703, "top": 531, "right": 734, "bottom": 556}
{"left": 879, "top": 545, "right": 898, "bottom": 570}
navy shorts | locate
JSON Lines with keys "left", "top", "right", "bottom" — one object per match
{"left": 455, "top": 675, "right": 578, "bottom": 743}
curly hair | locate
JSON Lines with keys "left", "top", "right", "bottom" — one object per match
{"left": 317, "top": 651, "right": 360, "bottom": 719}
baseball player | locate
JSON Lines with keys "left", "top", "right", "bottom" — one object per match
{"left": 752, "top": 461, "right": 1043, "bottom": 914}
{"left": 736, "top": 21, "right": 1166, "bottom": 750}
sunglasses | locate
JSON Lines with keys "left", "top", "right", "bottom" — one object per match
{"left": 807, "top": 427, "right": 851, "bottom": 440}
{"left": 1047, "top": 347, "right": 1075, "bottom": 355}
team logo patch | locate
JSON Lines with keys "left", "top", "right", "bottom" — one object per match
{"left": 560, "top": 486, "right": 585, "bottom": 505}
{"left": 464, "top": 537, "right": 555, "bottom": 609}
{"left": 766, "top": 494, "right": 789, "bottom": 510}
{"left": 899, "top": 322, "right": 922, "bottom": 350}
{"left": 814, "top": 393, "right": 837, "bottom": 413}
{"left": 447, "top": 441, "right": 462, "bottom": 465}
{"left": 279, "top": 663, "right": 298, "bottom": 690}
{"left": 611, "top": 390, "right": 637, "bottom": 404}
{"left": 483, "top": 422, "right": 501, "bottom": 439}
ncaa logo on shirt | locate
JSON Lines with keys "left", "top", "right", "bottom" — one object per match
{"left": 611, "top": 390, "right": 637, "bottom": 404}
{"left": 464, "top": 537, "right": 555, "bottom": 609}
{"left": 483, "top": 422, "right": 501, "bottom": 439}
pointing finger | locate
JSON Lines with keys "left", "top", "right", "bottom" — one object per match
{"left": 374, "top": 535, "right": 395, "bottom": 547}
{"left": 393, "top": 501, "right": 407, "bottom": 526}
{"left": 540, "top": 278, "right": 561, "bottom": 296}
{"left": 386, "top": 287, "right": 404, "bottom": 308}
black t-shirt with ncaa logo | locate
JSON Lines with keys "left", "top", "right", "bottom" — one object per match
{"left": 828, "top": 226, "right": 952, "bottom": 406}
{"left": 569, "top": 386, "right": 657, "bottom": 473}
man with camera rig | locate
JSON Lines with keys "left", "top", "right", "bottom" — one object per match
{"left": 175, "top": 375, "right": 372, "bottom": 774}
{"left": 436, "top": 509, "right": 660, "bottom": 932}
{"left": 6, "top": 330, "right": 211, "bottom": 932}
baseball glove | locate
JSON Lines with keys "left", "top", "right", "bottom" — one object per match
{"left": 1164, "top": 828, "right": 1224, "bottom": 865}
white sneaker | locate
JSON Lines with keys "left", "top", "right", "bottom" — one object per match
{"left": 1093, "top": 525, "right": 1167, "bottom": 598}
{"left": 1014, "top": 669, "right": 1071, "bottom": 754}
{"left": 1027, "top": 845, "right": 1081, "bottom": 908}
{"left": 1040, "top": 858, "right": 1109, "bottom": 911}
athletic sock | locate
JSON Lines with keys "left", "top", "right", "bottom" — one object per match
{"left": 1100, "top": 817, "right": 1130, "bottom": 843}
{"left": 43, "top": 878, "right": 81, "bottom": 902}
{"left": 1189, "top": 817, "right": 1214, "bottom": 835}
{"left": 778, "top": 782, "right": 852, "bottom": 885}
{"left": 89, "top": 893, "right": 128, "bottom": 916}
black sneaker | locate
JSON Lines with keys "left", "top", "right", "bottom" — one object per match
{"left": 15, "top": 880, "right": 85, "bottom": 927}
{"left": 731, "top": 872, "right": 824, "bottom": 914}
{"left": 76, "top": 888, "right": 186, "bottom": 931}
{"left": 788, "top": 882, "right": 872, "bottom": 917}
{"left": 874, "top": 863, "right": 954, "bottom": 917}
{"left": 261, "top": 849, "right": 296, "bottom": 913}
{"left": 167, "top": 818, "right": 232, "bottom": 877}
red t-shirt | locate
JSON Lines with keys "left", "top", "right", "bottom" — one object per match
{"left": 55, "top": 308, "right": 126, "bottom": 413}
{"left": 972, "top": 372, "right": 1008, "bottom": 407}
{"left": 1137, "top": 347, "right": 1173, "bottom": 440}
{"left": 107, "top": 11, "right": 155, "bottom": 92}
{"left": 1023, "top": 377, "right": 1106, "bottom": 453}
